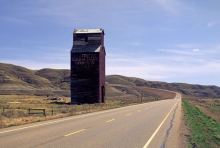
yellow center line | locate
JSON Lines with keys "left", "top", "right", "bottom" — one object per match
{"left": 106, "top": 119, "right": 115, "bottom": 123}
{"left": 126, "top": 113, "right": 131, "bottom": 116}
{"left": 64, "top": 129, "right": 85, "bottom": 137}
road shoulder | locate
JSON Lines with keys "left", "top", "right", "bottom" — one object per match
{"left": 166, "top": 99, "right": 189, "bottom": 148}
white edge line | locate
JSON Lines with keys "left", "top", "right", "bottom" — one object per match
{"left": 143, "top": 100, "right": 179, "bottom": 148}
{"left": 0, "top": 98, "right": 177, "bottom": 134}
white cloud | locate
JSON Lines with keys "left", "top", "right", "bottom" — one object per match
{"left": 159, "top": 44, "right": 220, "bottom": 55}
{"left": 193, "top": 48, "right": 200, "bottom": 52}
{"left": 22, "top": 0, "right": 189, "bottom": 28}
{"left": 152, "top": 0, "right": 189, "bottom": 14}
{"left": 207, "top": 21, "right": 217, "bottom": 27}
{"left": 131, "top": 42, "right": 140, "bottom": 46}
{"left": 106, "top": 48, "right": 220, "bottom": 82}
{"left": 158, "top": 49, "right": 202, "bottom": 55}
{"left": 175, "top": 44, "right": 199, "bottom": 49}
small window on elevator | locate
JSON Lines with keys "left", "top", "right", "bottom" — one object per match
{"left": 85, "top": 37, "right": 88, "bottom": 42}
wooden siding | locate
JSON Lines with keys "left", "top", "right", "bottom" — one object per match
{"left": 99, "top": 47, "right": 106, "bottom": 103}
{"left": 71, "top": 29, "right": 105, "bottom": 104}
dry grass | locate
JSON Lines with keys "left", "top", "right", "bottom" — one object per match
{"left": 0, "top": 92, "right": 176, "bottom": 128}
{"left": 2, "top": 113, "right": 68, "bottom": 127}
{"left": 0, "top": 102, "right": 132, "bottom": 128}
{"left": 0, "top": 114, "right": 6, "bottom": 128}
{"left": 0, "top": 95, "right": 135, "bottom": 128}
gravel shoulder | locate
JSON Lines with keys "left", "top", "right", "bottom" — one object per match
{"left": 166, "top": 99, "right": 190, "bottom": 148}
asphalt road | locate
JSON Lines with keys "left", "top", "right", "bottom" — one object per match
{"left": 0, "top": 93, "right": 181, "bottom": 148}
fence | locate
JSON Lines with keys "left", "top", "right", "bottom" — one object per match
{"left": 0, "top": 103, "right": 111, "bottom": 118}
{"left": 0, "top": 96, "right": 163, "bottom": 119}
{"left": 28, "top": 108, "right": 46, "bottom": 117}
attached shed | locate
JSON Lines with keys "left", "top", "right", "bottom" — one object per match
{"left": 71, "top": 29, "right": 106, "bottom": 104}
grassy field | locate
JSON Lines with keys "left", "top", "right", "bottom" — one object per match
{"left": 0, "top": 94, "right": 163, "bottom": 128}
{"left": 182, "top": 99, "right": 220, "bottom": 148}
{"left": 187, "top": 98, "right": 220, "bottom": 123}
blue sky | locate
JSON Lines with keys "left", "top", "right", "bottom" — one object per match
{"left": 0, "top": 0, "right": 220, "bottom": 86}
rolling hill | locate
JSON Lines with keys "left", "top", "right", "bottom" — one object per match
{"left": 106, "top": 75, "right": 220, "bottom": 98}
{"left": 0, "top": 62, "right": 220, "bottom": 98}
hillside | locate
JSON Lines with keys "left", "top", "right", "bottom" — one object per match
{"left": 106, "top": 75, "right": 220, "bottom": 98}
{"left": 0, "top": 63, "right": 69, "bottom": 96}
{"left": 0, "top": 62, "right": 220, "bottom": 98}
{"left": 0, "top": 63, "right": 52, "bottom": 87}
{"left": 35, "top": 69, "right": 70, "bottom": 89}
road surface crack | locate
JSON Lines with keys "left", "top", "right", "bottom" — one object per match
{"left": 160, "top": 102, "right": 179, "bottom": 148}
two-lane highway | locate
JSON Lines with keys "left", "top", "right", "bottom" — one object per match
{"left": 0, "top": 93, "right": 181, "bottom": 148}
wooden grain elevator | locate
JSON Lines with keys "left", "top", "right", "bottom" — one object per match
{"left": 71, "top": 29, "right": 106, "bottom": 104}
